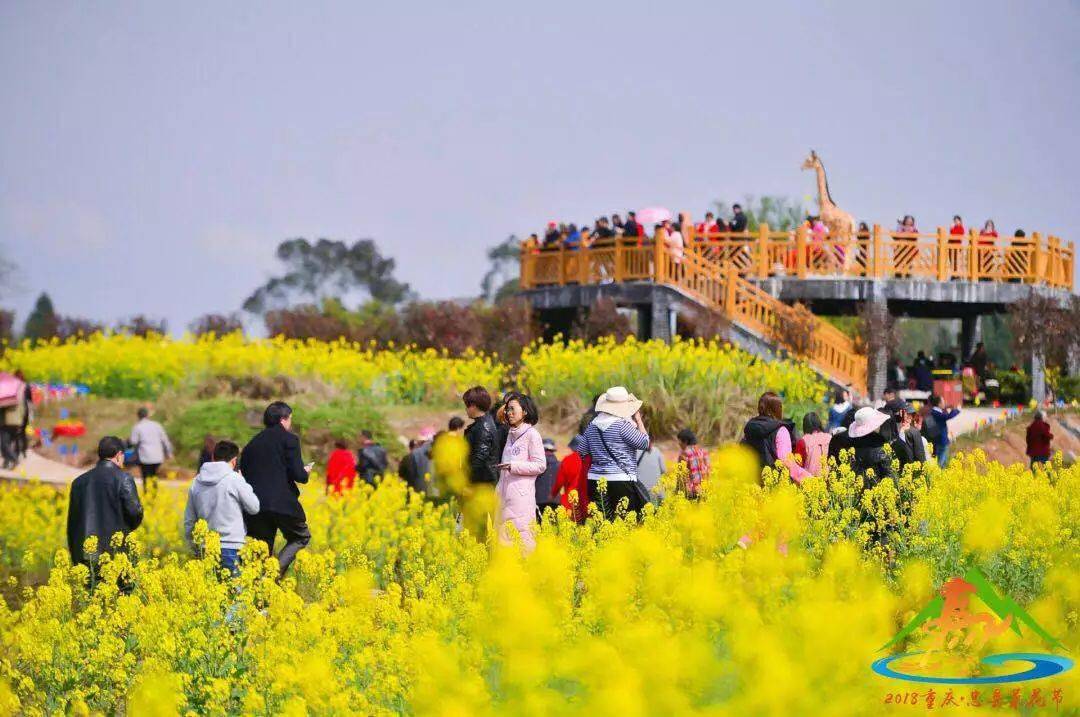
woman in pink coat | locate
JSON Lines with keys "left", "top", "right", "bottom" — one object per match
{"left": 495, "top": 392, "right": 546, "bottom": 551}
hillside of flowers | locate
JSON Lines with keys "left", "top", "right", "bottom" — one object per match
{"left": 0, "top": 333, "right": 826, "bottom": 443}
{"left": 1, "top": 443, "right": 1077, "bottom": 715}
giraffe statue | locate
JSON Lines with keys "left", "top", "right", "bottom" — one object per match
{"left": 801, "top": 150, "right": 858, "bottom": 268}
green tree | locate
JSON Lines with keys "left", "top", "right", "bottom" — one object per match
{"left": 480, "top": 235, "right": 520, "bottom": 302}
{"left": 243, "top": 238, "right": 412, "bottom": 314}
{"left": 714, "top": 195, "right": 807, "bottom": 232}
{"left": 23, "top": 292, "right": 59, "bottom": 341}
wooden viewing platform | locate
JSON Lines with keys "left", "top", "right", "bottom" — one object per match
{"left": 520, "top": 224, "right": 1073, "bottom": 289}
{"left": 518, "top": 224, "right": 1074, "bottom": 397}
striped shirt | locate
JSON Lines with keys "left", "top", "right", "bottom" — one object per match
{"left": 576, "top": 416, "right": 650, "bottom": 481}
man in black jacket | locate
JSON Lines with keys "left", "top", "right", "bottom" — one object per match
{"left": 729, "top": 204, "right": 749, "bottom": 233}
{"left": 462, "top": 386, "right": 502, "bottom": 484}
{"left": 241, "top": 401, "right": 311, "bottom": 576}
{"left": 67, "top": 435, "right": 144, "bottom": 568}
{"left": 885, "top": 399, "right": 927, "bottom": 469}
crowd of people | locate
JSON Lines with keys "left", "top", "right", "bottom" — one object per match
{"left": 522, "top": 206, "right": 749, "bottom": 253}
{"left": 888, "top": 341, "right": 997, "bottom": 402}
{"left": 63, "top": 378, "right": 1057, "bottom": 581}
{"left": 523, "top": 209, "right": 1032, "bottom": 281}
{"left": 61, "top": 385, "right": 719, "bottom": 575}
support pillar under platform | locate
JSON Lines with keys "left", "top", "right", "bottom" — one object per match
{"left": 866, "top": 283, "right": 889, "bottom": 401}
{"left": 959, "top": 315, "right": 982, "bottom": 362}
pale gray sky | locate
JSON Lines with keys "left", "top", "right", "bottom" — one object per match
{"left": 2, "top": 1, "right": 1077, "bottom": 331}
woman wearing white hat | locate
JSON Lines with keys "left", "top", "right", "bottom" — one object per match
{"left": 574, "top": 386, "right": 651, "bottom": 520}
{"left": 847, "top": 406, "right": 893, "bottom": 485}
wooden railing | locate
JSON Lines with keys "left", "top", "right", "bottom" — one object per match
{"left": 523, "top": 224, "right": 1074, "bottom": 289}
{"left": 521, "top": 233, "right": 870, "bottom": 393}
{"left": 519, "top": 225, "right": 1074, "bottom": 394}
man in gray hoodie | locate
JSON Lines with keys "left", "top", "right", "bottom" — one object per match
{"left": 183, "top": 440, "right": 260, "bottom": 576}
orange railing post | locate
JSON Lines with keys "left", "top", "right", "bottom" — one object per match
{"left": 967, "top": 228, "right": 978, "bottom": 280}
{"left": 613, "top": 238, "right": 624, "bottom": 283}
{"left": 654, "top": 227, "right": 667, "bottom": 284}
{"left": 936, "top": 227, "right": 949, "bottom": 281}
{"left": 1048, "top": 235, "right": 1060, "bottom": 286}
{"left": 757, "top": 223, "right": 770, "bottom": 278}
{"left": 557, "top": 245, "right": 566, "bottom": 285}
{"left": 1031, "top": 232, "right": 1043, "bottom": 284}
{"left": 520, "top": 248, "right": 530, "bottom": 289}
{"left": 872, "top": 224, "right": 884, "bottom": 278}
{"left": 794, "top": 223, "right": 807, "bottom": 278}
{"left": 724, "top": 264, "right": 739, "bottom": 316}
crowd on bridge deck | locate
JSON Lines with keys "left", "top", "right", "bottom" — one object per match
{"left": 522, "top": 209, "right": 1037, "bottom": 278}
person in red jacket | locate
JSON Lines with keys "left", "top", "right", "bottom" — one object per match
{"left": 1026, "top": 412, "right": 1053, "bottom": 467}
{"left": 552, "top": 436, "right": 590, "bottom": 523}
{"left": 326, "top": 439, "right": 358, "bottom": 495}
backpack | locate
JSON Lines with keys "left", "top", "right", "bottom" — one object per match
{"left": 921, "top": 412, "right": 942, "bottom": 444}
{"left": 741, "top": 418, "right": 793, "bottom": 470}
{"left": 0, "top": 374, "right": 24, "bottom": 409}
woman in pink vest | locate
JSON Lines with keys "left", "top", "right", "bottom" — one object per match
{"left": 794, "top": 412, "right": 832, "bottom": 477}
{"left": 495, "top": 392, "right": 546, "bottom": 552}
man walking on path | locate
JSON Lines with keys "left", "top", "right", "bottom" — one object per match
{"left": 924, "top": 395, "right": 960, "bottom": 468}
{"left": 67, "top": 436, "right": 144, "bottom": 569}
{"left": 1025, "top": 411, "right": 1053, "bottom": 467}
{"left": 129, "top": 406, "right": 173, "bottom": 492}
{"left": 241, "top": 401, "right": 311, "bottom": 577}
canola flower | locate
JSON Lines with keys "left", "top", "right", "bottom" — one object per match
{"left": 0, "top": 333, "right": 505, "bottom": 404}
{"left": 1, "top": 334, "right": 825, "bottom": 416}
{"left": 520, "top": 337, "right": 825, "bottom": 437}
{"left": 0, "top": 437, "right": 1076, "bottom": 715}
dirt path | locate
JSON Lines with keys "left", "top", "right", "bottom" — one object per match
{"left": 0, "top": 451, "right": 187, "bottom": 489}
{"left": 0, "top": 451, "right": 82, "bottom": 485}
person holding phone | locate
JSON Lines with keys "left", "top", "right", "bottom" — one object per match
{"left": 575, "top": 386, "right": 651, "bottom": 521}
{"left": 494, "top": 392, "right": 545, "bottom": 551}
{"left": 240, "top": 401, "right": 312, "bottom": 577}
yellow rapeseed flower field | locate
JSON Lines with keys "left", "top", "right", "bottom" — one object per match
{"left": 0, "top": 438, "right": 1076, "bottom": 715}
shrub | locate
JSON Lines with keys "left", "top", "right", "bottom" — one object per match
{"left": 115, "top": 315, "right": 168, "bottom": 337}
{"left": 56, "top": 316, "right": 106, "bottom": 340}
{"left": 396, "top": 301, "right": 482, "bottom": 355}
{"left": 294, "top": 398, "right": 397, "bottom": 460}
{"left": 189, "top": 313, "right": 243, "bottom": 337}
{"left": 163, "top": 398, "right": 259, "bottom": 465}
{"left": 265, "top": 304, "right": 358, "bottom": 342}
{"left": 478, "top": 297, "right": 537, "bottom": 363}
{"left": 993, "top": 369, "right": 1029, "bottom": 404}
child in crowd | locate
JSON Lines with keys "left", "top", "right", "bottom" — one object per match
{"left": 183, "top": 440, "right": 260, "bottom": 576}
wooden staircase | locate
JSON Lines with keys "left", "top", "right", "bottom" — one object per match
{"left": 654, "top": 242, "right": 867, "bottom": 394}
{"left": 521, "top": 237, "right": 868, "bottom": 394}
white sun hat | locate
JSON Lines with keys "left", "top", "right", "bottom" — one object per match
{"left": 847, "top": 406, "right": 890, "bottom": 439}
{"left": 594, "top": 386, "right": 643, "bottom": 419}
